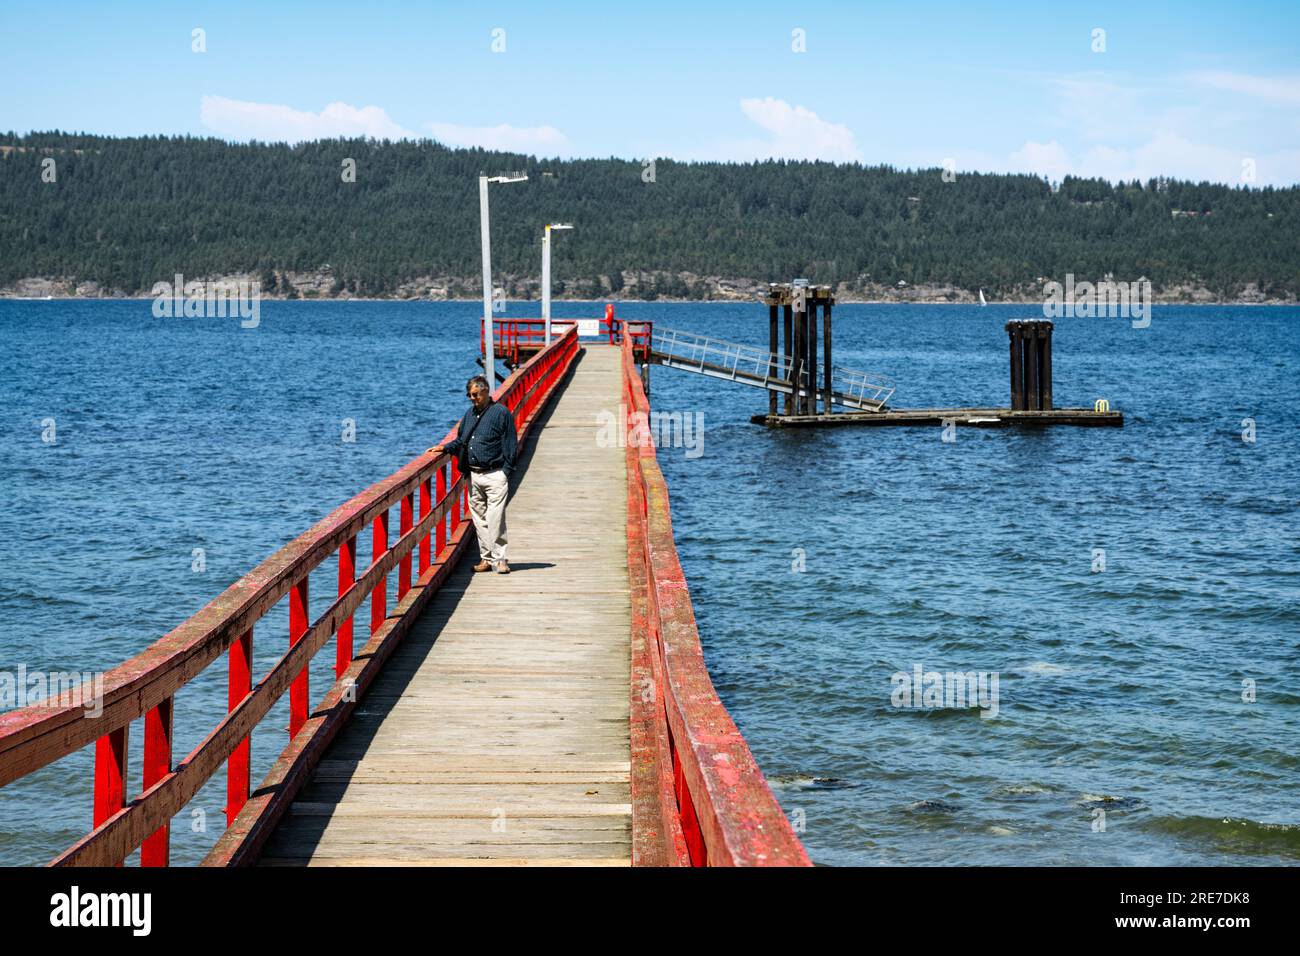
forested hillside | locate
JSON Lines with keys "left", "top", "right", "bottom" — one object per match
{"left": 2, "top": 132, "right": 1296, "bottom": 299}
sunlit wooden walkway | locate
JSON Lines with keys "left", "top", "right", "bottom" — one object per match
{"left": 259, "top": 347, "right": 632, "bottom": 865}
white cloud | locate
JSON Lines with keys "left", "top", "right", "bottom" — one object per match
{"left": 199, "top": 96, "right": 572, "bottom": 156}
{"left": 1079, "top": 133, "right": 1243, "bottom": 184}
{"left": 1010, "top": 140, "right": 1070, "bottom": 181}
{"left": 736, "top": 97, "right": 862, "bottom": 162}
{"left": 426, "top": 122, "right": 570, "bottom": 156}
{"left": 1049, "top": 75, "right": 1153, "bottom": 142}
{"left": 200, "top": 95, "right": 416, "bottom": 142}
{"left": 1188, "top": 71, "right": 1300, "bottom": 107}
{"left": 1001, "top": 71, "right": 1300, "bottom": 185}
{"left": 671, "top": 98, "right": 862, "bottom": 163}
{"left": 1008, "top": 133, "right": 1299, "bottom": 186}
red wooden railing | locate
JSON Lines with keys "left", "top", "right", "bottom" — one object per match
{"left": 599, "top": 306, "right": 652, "bottom": 359}
{"left": 619, "top": 332, "right": 811, "bottom": 867}
{"left": 619, "top": 319, "right": 652, "bottom": 362}
{"left": 0, "top": 325, "right": 580, "bottom": 867}
{"left": 480, "top": 309, "right": 650, "bottom": 366}
{"left": 480, "top": 319, "right": 578, "bottom": 366}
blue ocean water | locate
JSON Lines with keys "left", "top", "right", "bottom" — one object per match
{"left": 1, "top": 299, "right": 1297, "bottom": 866}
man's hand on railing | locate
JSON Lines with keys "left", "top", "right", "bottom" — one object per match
{"left": 427, "top": 445, "right": 445, "bottom": 455}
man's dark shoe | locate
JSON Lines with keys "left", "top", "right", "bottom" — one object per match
{"left": 495, "top": 560, "right": 511, "bottom": 574}
{"left": 473, "top": 560, "right": 493, "bottom": 572}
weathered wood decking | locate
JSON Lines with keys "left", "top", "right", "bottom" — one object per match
{"left": 260, "top": 347, "right": 631, "bottom": 866}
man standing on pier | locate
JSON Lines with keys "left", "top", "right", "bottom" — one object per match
{"left": 428, "top": 375, "right": 517, "bottom": 573}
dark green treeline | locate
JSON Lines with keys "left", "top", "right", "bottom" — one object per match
{"left": 2, "top": 132, "right": 1296, "bottom": 297}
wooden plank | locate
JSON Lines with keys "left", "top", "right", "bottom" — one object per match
{"left": 260, "top": 857, "right": 631, "bottom": 867}
{"left": 259, "top": 346, "right": 633, "bottom": 866}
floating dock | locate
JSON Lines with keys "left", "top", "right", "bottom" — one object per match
{"left": 751, "top": 406, "right": 1124, "bottom": 428}
{"left": 743, "top": 295, "right": 1123, "bottom": 428}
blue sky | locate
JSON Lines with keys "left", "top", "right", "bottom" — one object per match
{"left": 3, "top": 0, "right": 1299, "bottom": 184}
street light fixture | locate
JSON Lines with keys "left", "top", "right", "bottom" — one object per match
{"left": 542, "top": 223, "right": 573, "bottom": 346}
{"left": 479, "top": 171, "right": 528, "bottom": 380}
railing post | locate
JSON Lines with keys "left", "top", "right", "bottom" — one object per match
{"left": 92, "top": 726, "right": 129, "bottom": 865}
{"left": 399, "top": 492, "right": 413, "bottom": 600}
{"left": 436, "top": 465, "right": 448, "bottom": 553}
{"left": 289, "top": 577, "right": 309, "bottom": 739}
{"left": 462, "top": 451, "right": 471, "bottom": 520}
{"left": 337, "top": 536, "right": 356, "bottom": 678}
{"left": 141, "top": 696, "right": 173, "bottom": 866}
{"left": 371, "top": 510, "right": 389, "bottom": 635}
{"left": 419, "top": 476, "right": 432, "bottom": 574}
{"left": 226, "top": 627, "right": 252, "bottom": 826}
{"left": 450, "top": 460, "right": 463, "bottom": 534}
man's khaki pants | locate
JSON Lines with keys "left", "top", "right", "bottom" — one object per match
{"left": 468, "top": 469, "right": 508, "bottom": 563}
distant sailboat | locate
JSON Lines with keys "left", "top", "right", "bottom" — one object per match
{"left": 978, "top": 289, "right": 987, "bottom": 306}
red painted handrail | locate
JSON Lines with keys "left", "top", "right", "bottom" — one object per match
{"left": 604, "top": 310, "right": 652, "bottom": 361}
{"left": 621, "top": 334, "right": 811, "bottom": 867}
{"left": 480, "top": 318, "right": 579, "bottom": 365}
{"left": 0, "top": 325, "right": 580, "bottom": 866}
{"left": 481, "top": 308, "right": 650, "bottom": 364}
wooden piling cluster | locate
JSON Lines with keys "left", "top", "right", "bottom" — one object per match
{"left": 763, "top": 282, "right": 835, "bottom": 416}
{"left": 750, "top": 303, "right": 1121, "bottom": 429}
{"left": 1005, "top": 319, "right": 1053, "bottom": 411}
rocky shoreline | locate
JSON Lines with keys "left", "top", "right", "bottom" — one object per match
{"left": 1, "top": 271, "right": 1294, "bottom": 306}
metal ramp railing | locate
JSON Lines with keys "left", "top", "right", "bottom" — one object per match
{"left": 648, "top": 326, "right": 896, "bottom": 411}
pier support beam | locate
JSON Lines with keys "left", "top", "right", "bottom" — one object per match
{"left": 1006, "top": 319, "right": 1054, "bottom": 411}
{"left": 806, "top": 297, "right": 818, "bottom": 415}
{"left": 791, "top": 301, "right": 805, "bottom": 416}
{"left": 764, "top": 283, "right": 838, "bottom": 417}
{"left": 768, "top": 303, "right": 778, "bottom": 416}
{"left": 783, "top": 303, "right": 793, "bottom": 416}
{"left": 1039, "top": 322, "right": 1053, "bottom": 410}
{"left": 1025, "top": 322, "right": 1041, "bottom": 411}
{"left": 823, "top": 298, "right": 833, "bottom": 414}
{"left": 1007, "top": 321, "right": 1024, "bottom": 411}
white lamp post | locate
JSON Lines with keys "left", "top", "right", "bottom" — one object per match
{"left": 479, "top": 171, "right": 528, "bottom": 379}
{"left": 541, "top": 223, "right": 573, "bottom": 346}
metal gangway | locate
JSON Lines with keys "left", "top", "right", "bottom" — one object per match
{"left": 646, "top": 325, "right": 896, "bottom": 411}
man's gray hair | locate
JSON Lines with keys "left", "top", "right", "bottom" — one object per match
{"left": 466, "top": 375, "right": 491, "bottom": 393}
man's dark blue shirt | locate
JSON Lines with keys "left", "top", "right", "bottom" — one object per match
{"left": 444, "top": 400, "right": 517, "bottom": 477}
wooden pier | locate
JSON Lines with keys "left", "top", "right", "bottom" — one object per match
{"left": 0, "top": 325, "right": 808, "bottom": 868}
{"left": 258, "top": 348, "right": 634, "bottom": 866}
